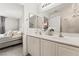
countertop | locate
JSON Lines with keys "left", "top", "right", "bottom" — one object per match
{"left": 27, "top": 33, "right": 79, "bottom": 48}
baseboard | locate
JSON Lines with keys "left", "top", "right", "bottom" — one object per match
{"left": 0, "top": 43, "right": 22, "bottom": 50}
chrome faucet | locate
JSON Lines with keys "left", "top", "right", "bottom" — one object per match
{"left": 59, "top": 17, "right": 63, "bottom": 37}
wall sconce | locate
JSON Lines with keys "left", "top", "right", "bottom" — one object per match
{"left": 72, "top": 4, "right": 79, "bottom": 17}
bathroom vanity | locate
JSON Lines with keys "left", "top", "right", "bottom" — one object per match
{"left": 24, "top": 13, "right": 79, "bottom": 56}
{"left": 22, "top": 4, "right": 79, "bottom": 56}
{"left": 26, "top": 33, "right": 79, "bottom": 56}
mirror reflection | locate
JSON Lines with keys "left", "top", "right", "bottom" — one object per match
{"left": 29, "top": 14, "right": 37, "bottom": 28}
{"left": 29, "top": 13, "right": 46, "bottom": 29}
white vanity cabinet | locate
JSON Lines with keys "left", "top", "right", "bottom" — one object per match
{"left": 27, "top": 35, "right": 79, "bottom": 56}
{"left": 57, "top": 43, "right": 79, "bottom": 56}
{"left": 41, "top": 38, "right": 79, "bottom": 56}
{"left": 28, "top": 36, "right": 41, "bottom": 56}
{"left": 41, "top": 39, "right": 57, "bottom": 56}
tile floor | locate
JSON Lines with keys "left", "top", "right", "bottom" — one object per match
{"left": 0, "top": 44, "right": 23, "bottom": 56}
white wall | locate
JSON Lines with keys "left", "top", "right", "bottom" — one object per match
{"left": 0, "top": 3, "right": 23, "bottom": 19}
{"left": 0, "top": 3, "right": 24, "bottom": 32}
{"left": 5, "top": 17, "right": 19, "bottom": 32}
{"left": 24, "top": 3, "right": 40, "bottom": 15}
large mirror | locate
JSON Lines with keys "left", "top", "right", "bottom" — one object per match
{"left": 47, "top": 3, "right": 79, "bottom": 37}
{"left": 29, "top": 13, "right": 46, "bottom": 29}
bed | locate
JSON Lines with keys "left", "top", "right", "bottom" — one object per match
{"left": 0, "top": 31, "right": 22, "bottom": 49}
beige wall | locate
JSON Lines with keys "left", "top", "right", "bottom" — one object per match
{"left": 50, "top": 4, "right": 79, "bottom": 33}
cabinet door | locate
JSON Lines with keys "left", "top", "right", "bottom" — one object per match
{"left": 41, "top": 39, "right": 56, "bottom": 56}
{"left": 58, "top": 43, "right": 79, "bottom": 56}
{"left": 28, "top": 36, "right": 40, "bottom": 56}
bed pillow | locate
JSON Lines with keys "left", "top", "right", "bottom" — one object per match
{"left": 12, "top": 31, "right": 22, "bottom": 38}
{"left": 4, "top": 31, "right": 13, "bottom": 37}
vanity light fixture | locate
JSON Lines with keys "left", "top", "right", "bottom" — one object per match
{"left": 41, "top": 3, "right": 51, "bottom": 8}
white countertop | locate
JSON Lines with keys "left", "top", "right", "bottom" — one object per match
{"left": 27, "top": 33, "right": 79, "bottom": 48}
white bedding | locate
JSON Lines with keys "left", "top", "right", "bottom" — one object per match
{"left": 0, "top": 31, "right": 22, "bottom": 44}
{"left": 0, "top": 34, "right": 5, "bottom": 38}
{"left": 0, "top": 34, "right": 21, "bottom": 44}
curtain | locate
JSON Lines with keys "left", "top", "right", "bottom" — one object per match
{"left": 0, "top": 16, "right": 5, "bottom": 34}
